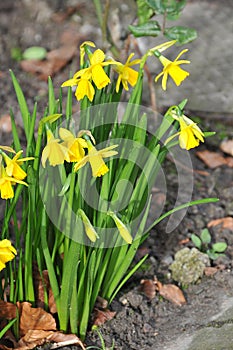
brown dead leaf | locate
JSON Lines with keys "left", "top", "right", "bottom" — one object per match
{"left": 179, "top": 238, "right": 190, "bottom": 245}
{"left": 158, "top": 284, "right": 186, "bottom": 306}
{"left": 225, "top": 157, "right": 233, "bottom": 168}
{"left": 204, "top": 266, "right": 218, "bottom": 276}
{"left": 0, "top": 300, "right": 17, "bottom": 319}
{"left": 220, "top": 140, "right": 233, "bottom": 156}
{"left": 17, "top": 330, "right": 85, "bottom": 350}
{"left": 19, "top": 302, "right": 56, "bottom": 337}
{"left": 93, "top": 308, "right": 116, "bottom": 326}
{"left": 20, "top": 44, "right": 77, "bottom": 81}
{"left": 140, "top": 279, "right": 156, "bottom": 300}
{"left": 0, "top": 115, "right": 12, "bottom": 133}
{"left": 207, "top": 217, "right": 233, "bottom": 230}
{"left": 52, "top": 4, "right": 85, "bottom": 23}
{"left": 196, "top": 150, "right": 227, "bottom": 168}
{"left": 33, "top": 268, "right": 57, "bottom": 313}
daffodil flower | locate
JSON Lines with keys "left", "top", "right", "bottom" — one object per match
{"left": 73, "top": 49, "right": 117, "bottom": 90}
{"left": 3, "top": 150, "right": 34, "bottom": 180}
{"left": 108, "top": 212, "right": 132, "bottom": 244}
{"left": 41, "top": 129, "right": 70, "bottom": 167}
{"left": 80, "top": 41, "right": 96, "bottom": 67}
{"left": 74, "top": 141, "right": 118, "bottom": 177}
{"left": 62, "top": 71, "right": 96, "bottom": 102}
{"left": 165, "top": 114, "right": 205, "bottom": 150}
{"left": 115, "top": 53, "right": 141, "bottom": 93}
{"left": 0, "top": 162, "right": 28, "bottom": 199}
{"left": 155, "top": 49, "right": 190, "bottom": 90}
{"left": 178, "top": 115, "right": 205, "bottom": 150}
{"left": 78, "top": 209, "right": 99, "bottom": 242}
{"left": 59, "top": 128, "right": 87, "bottom": 162}
{"left": 0, "top": 239, "right": 17, "bottom": 271}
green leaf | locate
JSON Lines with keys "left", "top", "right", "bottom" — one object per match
{"left": 128, "top": 20, "right": 161, "bottom": 37}
{"left": 200, "top": 228, "right": 211, "bottom": 244}
{"left": 206, "top": 250, "right": 220, "bottom": 260}
{"left": 146, "top": 0, "right": 186, "bottom": 15}
{"left": 136, "top": 0, "right": 154, "bottom": 25}
{"left": 23, "top": 46, "right": 47, "bottom": 60}
{"left": 164, "top": 26, "right": 197, "bottom": 44}
{"left": 212, "top": 242, "right": 227, "bottom": 253}
{"left": 191, "top": 234, "right": 202, "bottom": 249}
{"left": 178, "top": 99, "right": 188, "bottom": 110}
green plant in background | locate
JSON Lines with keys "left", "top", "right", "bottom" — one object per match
{"left": 86, "top": 325, "right": 115, "bottom": 350}
{"left": 129, "top": 0, "right": 197, "bottom": 44}
{"left": 191, "top": 228, "right": 227, "bottom": 260}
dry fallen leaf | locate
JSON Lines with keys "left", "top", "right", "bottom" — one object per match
{"left": 0, "top": 115, "right": 12, "bottom": 133}
{"left": 17, "top": 330, "right": 85, "bottom": 350}
{"left": 196, "top": 150, "right": 227, "bottom": 168}
{"left": 220, "top": 140, "right": 233, "bottom": 156}
{"left": 207, "top": 217, "right": 233, "bottom": 230}
{"left": 19, "top": 302, "right": 57, "bottom": 337}
{"left": 158, "top": 284, "right": 186, "bottom": 306}
{"left": 93, "top": 308, "right": 116, "bottom": 326}
{"left": 140, "top": 279, "right": 156, "bottom": 300}
{"left": 34, "top": 268, "right": 57, "bottom": 313}
{"left": 0, "top": 300, "right": 17, "bottom": 319}
{"left": 20, "top": 44, "right": 77, "bottom": 80}
{"left": 204, "top": 266, "right": 219, "bottom": 276}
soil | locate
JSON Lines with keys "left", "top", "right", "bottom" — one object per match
{"left": 1, "top": 1, "right": 233, "bottom": 350}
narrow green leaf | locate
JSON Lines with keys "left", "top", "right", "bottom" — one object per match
{"left": 10, "top": 70, "right": 30, "bottom": 140}
{"left": 48, "top": 76, "right": 56, "bottom": 115}
{"left": 10, "top": 109, "right": 21, "bottom": 152}
{"left": 0, "top": 319, "right": 17, "bottom": 338}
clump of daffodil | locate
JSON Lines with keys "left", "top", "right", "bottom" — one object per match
{"left": 108, "top": 212, "right": 133, "bottom": 244}
{"left": 78, "top": 209, "right": 99, "bottom": 242}
{"left": 154, "top": 49, "right": 190, "bottom": 90}
{"left": 42, "top": 128, "right": 71, "bottom": 167}
{"left": 59, "top": 128, "right": 88, "bottom": 162}
{"left": 74, "top": 140, "right": 118, "bottom": 177}
{"left": 115, "top": 53, "right": 141, "bottom": 93}
{"left": 0, "top": 239, "right": 17, "bottom": 271}
{"left": 165, "top": 113, "right": 205, "bottom": 150}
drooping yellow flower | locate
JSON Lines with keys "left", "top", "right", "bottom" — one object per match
{"left": 108, "top": 212, "right": 132, "bottom": 244}
{"left": 78, "top": 209, "right": 99, "bottom": 242}
{"left": 115, "top": 53, "right": 141, "bottom": 93}
{"left": 41, "top": 129, "right": 70, "bottom": 167}
{"left": 80, "top": 41, "right": 96, "bottom": 67}
{"left": 62, "top": 71, "right": 95, "bottom": 102}
{"left": 59, "top": 128, "right": 87, "bottom": 162}
{"left": 0, "top": 239, "right": 17, "bottom": 271}
{"left": 3, "top": 150, "right": 34, "bottom": 180}
{"left": 155, "top": 49, "right": 190, "bottom": 90}
{"left": 0, "top": 162, "right": 28, "bottom": 200}
{"left": 178, "top": 115, "right": 205, "bottom": 150}
{"left": 74, "top": 141, "right": 118, "bottom": 177}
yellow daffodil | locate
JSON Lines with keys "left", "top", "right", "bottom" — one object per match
{"left": 74, "top": 49, "right": 116, "bottom": 90}
{"left": 0, "top": 239, "right": 17, "bottom": 271}
{"left": 62, "top": 71, "right": 95, "bottom": 102}
{"left": 78, "top": 209, "right": 99, "bottom": 242}
{"left": 115, "top": 53, "right": 141, "bottom": 93}
{"left": 74, "top": 141, "right": 118, "bottom": 177}
{"left": 3, "top": 150, "right": 34, "bottom": 180}
{"left": 41, "top": 129, "right": 70, "bottom": 167}
{"left": 178, "top": 115, "right": 204, "bottom": 150}
{"left": 59, "top": 128, "right": 87, "bottom": 162}
{"left": 108, "top": 212, "right": 132, "bottom": 244}
{"left": 155, "top": 49, "right": 190, "bottom": 90}
{"left": 0, "top": 162, "right": 28, "bottom": 200}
